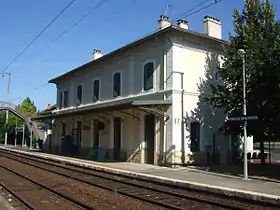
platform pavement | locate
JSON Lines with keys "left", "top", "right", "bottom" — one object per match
{"left": 1, "top": 145, "right": 280, "bottom": 205}
{"left": 0, "top": 194, "right": 15, "bottom": 210}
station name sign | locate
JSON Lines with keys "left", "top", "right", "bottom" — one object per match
{"left": 228, "top": 116, "right": 258, "bottom": 122}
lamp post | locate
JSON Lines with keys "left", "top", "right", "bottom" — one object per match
{"left": 2, "top": 73, "right": 11, "bottom": 147}
{"left": 237, "top": 49, "right": 248, "bottom": 180}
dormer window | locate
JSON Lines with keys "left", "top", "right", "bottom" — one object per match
{"left": 143, "top": 62, "right": 154, "bottom": 91}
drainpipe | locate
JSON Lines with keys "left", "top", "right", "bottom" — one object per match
{"left": 180, "top": 72, "right": 185, "bottom": 165}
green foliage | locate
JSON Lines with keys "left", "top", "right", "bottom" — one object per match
{"left": 208, "top": 0, "right": 280, "bottom": 137}
{"left": 0, "top": 97, "right": 38, "bottom": 142}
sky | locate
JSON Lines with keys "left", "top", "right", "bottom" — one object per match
{"left": 0, "top": 0, "right": 279, "bottom": 111}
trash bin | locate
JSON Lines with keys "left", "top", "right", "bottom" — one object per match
{"left": 35, "top": 140, "right": 43, "bottom": 150}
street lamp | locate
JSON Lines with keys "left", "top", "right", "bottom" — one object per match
{"left": 2, "top": 72, "right": 11, "bottom": 147}
{"left": 237, "top": 49, "right": 248, "bottom": 180}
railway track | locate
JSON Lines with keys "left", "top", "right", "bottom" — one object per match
{"left": 0, "top": 163, "right": 89, "bottom": 210}
{"left": 0, "top": 182, "right": 32, "bottom": 210}
{"left": 0, "top": 150, "right": 279, "bottom": 210}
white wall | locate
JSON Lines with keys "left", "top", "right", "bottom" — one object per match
{"left": 56, "top": 38, "right": 166, "bottom": 110}
{"left": 169, "top": 35, "right": 228, "bottom": 163}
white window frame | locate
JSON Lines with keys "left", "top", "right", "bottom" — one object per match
{"left": 92, "top": 78, "right": 101, "bottom": 102}
{"left": 142, "top": 59, "right": 156, "bottom": 92}
{"left": 59, "top": 88, "right": 69, "bottom": 109}
{"left": 59, "top": 91, "right": 63, "bottom": 109}
{"left": 112, "top": 71, "right": 122, "bottom": 98}
{"left": 62, "top": 89, "right": 69, "bottom": 108}
{"left": 76, "top": 84, "right": 84, "bottom": 106}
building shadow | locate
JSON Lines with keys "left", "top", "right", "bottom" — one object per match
{"left": 183, "top": 53, "right": 280, "bottom": 181}
{"left": 185, "top": 52, "right": 237, "bottom": 166}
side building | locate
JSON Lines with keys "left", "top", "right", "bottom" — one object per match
{"left": 34, "top": 15, "right": 231, "bottom": 165}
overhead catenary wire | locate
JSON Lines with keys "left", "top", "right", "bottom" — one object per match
{"left": 180, "top": 0, "right": 224, "bottom": 20}
{"left": 81, "top": 0, "right": 137, "bottom": 37}
{"left": 0, "top": 0, "right": 77, "bottom": 75}
{"left": 37, "top": 0, "right": 110, "bottom": 55}
{"left": 12, "top": 0, "right": 225, "bottom": 105}
{"left": 174, "top": 0, "right": 212, "bottom": 21}
{"left": 11, "top": 0, "right": 137, "bottom": 104}
{"left": 131, "top": 0, "right": 225, "bottom": 44}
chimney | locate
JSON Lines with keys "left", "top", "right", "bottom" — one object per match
{"left": 158, "top": 15, "right": 171, "bottom": 30}
{"left": 203, "top": 16, "right": 222, "bottom": 39}
{"left": 92, "top": 49, "right": 102, "bottom": 60}
{"left": 177, "top": 19, "right": 188, "bottom": 30}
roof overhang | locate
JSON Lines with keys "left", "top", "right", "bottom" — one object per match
{"left": 32, "top": 99, "right": 171, "bottom": 121}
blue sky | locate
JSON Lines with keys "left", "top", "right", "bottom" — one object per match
{"left": 0, "top": 0, "right": 279, "bottom": 111}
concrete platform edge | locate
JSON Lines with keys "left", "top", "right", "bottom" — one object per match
{"left": 0, "top": 194, "right": 15, "bottom": 210}
{"left": 1, "top": 147, "right": 279, "bottom": 205}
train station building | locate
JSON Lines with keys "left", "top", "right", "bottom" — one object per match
{"left": 34, "top": 15, "right": 235, "bottom": 166}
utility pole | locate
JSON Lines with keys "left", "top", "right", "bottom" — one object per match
{"left": 2, "top": 73, "right": 11, "bottom": 147}
{"left": 237, "top": 49, "right": 248, "bottom": 180}
{"left": 22, "top": 126, "right": 25, "bottom": 147}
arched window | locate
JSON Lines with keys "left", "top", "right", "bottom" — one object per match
{"left": 143, "top": 62, "right": 154, "bottom": 91}
{"left": 113, "top": 72, "right": 121, "bottom": 97}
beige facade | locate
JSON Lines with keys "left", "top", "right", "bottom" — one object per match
{"left": 36, "top": 15, "right": 232, "bottom": 166}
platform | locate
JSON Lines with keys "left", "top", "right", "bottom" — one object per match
{"left": 0, "top": 194, "right": 15, "bottom": 210}
{"left": 1, "top": 145, "right": 280, "bottom": 205}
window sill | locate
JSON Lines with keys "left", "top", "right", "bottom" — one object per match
{"left": 142, "top": 88, "right": 156, "bottom": 93}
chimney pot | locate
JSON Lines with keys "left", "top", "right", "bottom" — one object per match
{"left": 177, "top": 19, "right": 188, "bottom": 30}
{"left": 158, "top": 15, "right": 171, "bottom": 30}
{"left": 92, "top": 49, "right": 103, "bottom": 60}
{"left": 203, "top": 16, "right": 222, "bottom": 39}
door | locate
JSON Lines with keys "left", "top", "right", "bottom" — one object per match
{"left": 144, "top": 114, "right": 155, "bottom": 164}
{"left": 93, "top": 119, "right": 100, "bottom": 148}
{"left": 77, "top": 121, "right": 82, "bottom": 149}
{"left": 113, "top": 117, "right": 122, "bottom": 160}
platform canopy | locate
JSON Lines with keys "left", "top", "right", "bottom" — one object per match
{"left": 0, "top": 100, "right": 23, "bottom": 119}
{"left": 0, "top": 101, "right": 16, "bottom": 110}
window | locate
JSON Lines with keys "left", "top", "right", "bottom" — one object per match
{"left": 113, "top": 73, "right": 121, "bottom": 97}
{"left": 62, "top": 123, "right": 66, "bottom": 137}
{"left": 77, "top": 85, "right": 83, "bottom": 105}
{"left": 59, "top": 92, "right": 63, "bottom": 109}
{"left": 143, "top": 62, "right": 154, "bottom": 91}
{"left": 93, "top": 80, "right": 100, "bottom": 101}
{"left": 214, "top": 72, "right": 219, "bottom": 80}
{"left": 190, "top": 122, "right": 200, "bottom": 152}
{"left": 63, "top": 90, "right": 68, "bottom": 108}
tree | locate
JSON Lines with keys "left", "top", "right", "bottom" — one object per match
{"left": 0, "top": 97, "right": 38, "bottom": 144}
{"left": 208, "top": 0, "right": 280, "bottom": 163}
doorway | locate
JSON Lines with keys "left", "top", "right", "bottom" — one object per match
{"left": 144, "top": 114, "right": 155, "bottom": 164}
{"left": 113, "top": 117, "right": 122, "bottom": 160}
{"left": 93, "top": 119, "right": 100, "bottom": 148}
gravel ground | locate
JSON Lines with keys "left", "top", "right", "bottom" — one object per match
{"left": 0, "top": 187, "right": 19, "bottom": 210}
{"left": 2, "top": 151, "right": 279, "bottom": 210}
{"left": 44, "top": 158, "right": 278, "bottom": 210}
{"left": 0, "top": 157, "right": 163, "bottom": 210}
{"left": 0, "top": 167, "right": 82, "bottom": 210}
